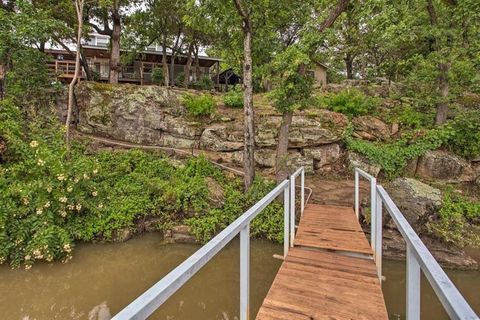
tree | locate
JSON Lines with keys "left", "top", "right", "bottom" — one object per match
{"left": 66, "top": 0, "right": 84, "bottom": 149}
{"left": 272, "top": 0, "right": 350, "bottom": 182}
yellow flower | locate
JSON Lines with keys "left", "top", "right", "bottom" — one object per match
{"left": 46, "top": 186, "right": 52, "bottom": 193}
{"left": 93, "top": 169, "right": 98, "bottom": 175}
{"left": 59, "top": 210, "right": 67, "bottom": 217}
{"left": 63, "top": 243, "right": 72, "bottom": 253}
{"left": 67, "top": 186, "right": 73, "bottom": 193}
{"left": 44, "top": 201, "right": 50, "bottom": 208}
{"left": 59, "top": 197, "right": 67, "bottom": 203}
{"left": 98, "top": 203, "right": 104, "bottom": 209}
{"left": 67, "top": 204, "right": 74, "bottom": 210}
{"left": 75, "top": 204, "right": 82, "bottom": 211}
{"left": 37, "top": 159, "right": 45, "bottom": 166}
{"left": 22, "top": 198, "right": 29, "bottom": 205}
{"left": 83, "top": 173, "right": 90, "bottom": 180}
{"left": 57, "top": 174, "right": 66, "bottom": 181}
{"left": 25, "top": 255, "right": 31, "bottom": 261}
{"left": 29, "top": 141, "right": 38, "bottom": 148}
{"left": 25, "top": 264, "right": 32, "bottom": 270}
{"left": 92, "top": 191, "right": 98, "bottom": 197}
{"left": 36, "top": 208, "right": 43, "bottom": 215}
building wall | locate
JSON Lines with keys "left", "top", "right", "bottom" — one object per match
{"left": 312, "top": 65, "right": 327, "bottom": 88}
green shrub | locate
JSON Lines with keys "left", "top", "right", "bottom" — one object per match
{"left": 392, "top": 104, "right": 434, "bottom": 129}
{"left": 445, "top": 110, "right": 480, "bottom": 158}
{"left": 427, "top": 192, "right": 480, "bottom": 248}
{"left": 223, "top": 87, "right": 243, "bottom": 108}
{"left": 346, "top": 127, "right": 451, "bottom": 178}
{"left": 152, "top": 68, "right": 164, "bottom": 85}
{"left": 175, "top": 72, "right": 185, "bottom": 86}
{"left": 318, "top": 89, "right": 378, "bottom": 117}
{"left": 191, "top": 75, "right": 214, "bottom": 90}
{"left": 183, "top": 93, "right": 216, "bottom": 117}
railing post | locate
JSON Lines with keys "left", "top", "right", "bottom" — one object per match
{"left": 283, "top": 182, "right": 290, "bottom": 258}
{"left": 240, "top": 224, "right": 250, "bottom": 320}
{"left": 406, "top": 244, "right": 421, "bottom": 320}
{"left": 290, "top": 175, "right": 295, "bottom": 247}
{"left": 354, "top": 170, "right": 359, "bottom": 220}
{"left": 375, "top": 191, "right": 383, "bottom": 280}
{"left": 370, "top": 177, "right": 377, "bottom": 256}
{"left": 301, "top": 169, "right": 305, "bottom": 216}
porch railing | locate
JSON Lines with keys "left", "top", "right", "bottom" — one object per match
{"left": 355, "top": 168, "right": 477, "bottom": 320}
{"left": 112, "top": 167, "right": 306, "bottom": 320}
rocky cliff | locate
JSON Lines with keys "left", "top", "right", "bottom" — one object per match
{"left": 75, "top": 82, "right": 348, "bottom": 174}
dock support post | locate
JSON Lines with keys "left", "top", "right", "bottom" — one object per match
{"left": 290, "top": 177, "right": 295, "bottom": 247}
{"left": 354, "top": 170, "right": 359, "bottom": 220}
{"left": 375, "top": 192, "right": 383, "bottom": 280}
{"left": 406, "top": 244, "right": 420, "bottom": 320}
{"left": 283, "top": 182, "right": 290, "bottom": 258}
{"left": 370, "top": 177, "right": 377, "bottom": 260}
{"left": 301, "top": 169, "right": 305, "bottom": 216}
{"left": 240, "top": 224, "right": 250, "bottom": 320}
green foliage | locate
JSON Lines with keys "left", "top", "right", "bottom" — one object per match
{"left": 427, "top": 191, "right": 480, "bottom": 248}
{"left": 346, "top": 128, "right": 452, "bottom": 178}
{"left": 191, "top": 75, "right": 214, "bottom": 90}
{"left": 185, "top": 178, "right": 284, "bottom": 243}
{"left": 268, "top": 46, "right": 314, "bottom": 113}
{"left": 175, "top": 72, "right": 185, "bottom": 86}
{"left": 183, "top": 93, "right": 216, "bottom": 116}
{"left": 391, "top": 104, "right": 434, "bottom": 130}
{"left": 152, "top": 68, "right": 164, "bottom": 85}
{"left": 318, "top": 89, "right": 378, "bottom": 118}
{"left": 223, "top": 86, "right": 243, "bottom": 108}
{"left": 444, "top": 110, "right": 480, "bottom": 158}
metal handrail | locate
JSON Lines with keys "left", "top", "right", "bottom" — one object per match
{"left": 112, "top": 177, "right": 294, "bottom": 320}
{"left": 289, "top": 167, "right": 305, "bottom": 247}
{"left": 354, "top": 167, "right": 381, "bottom": 278}
{"left": 376, "top": 186, "right": 477, "bottom": 320}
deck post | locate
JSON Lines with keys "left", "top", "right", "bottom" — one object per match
{"left": 375, "top": 191, "right": 383, "bottom": 280}
{"left": 300, "top": 169, "right": 305, "bottom": 216}
{"left": 406, "top": 244, "right": 421, "bottom": 320}
{"left": 290, "top": 175, "right": 295, "bottom": 247}
{"left": 370, "top": 177, "right": 377, "bottom": 256}
{"left": 354, "top": 170, "right": 359, "bottom": 220}
{"left": 283, "top": 181, "right": 290, "bottom": 258}
{"left": 240, "top": 223, "right": 250, "bottom": 320}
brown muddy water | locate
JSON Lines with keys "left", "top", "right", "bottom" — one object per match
{"left": 0, "top": 233, "right": 478, "bottom": 320}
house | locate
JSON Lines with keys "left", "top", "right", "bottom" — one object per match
{"left": 309, "top": 62, "right": 328, "bottom": 88}
{"left": 46, "top": 33, "right": 221, "bottom": 87}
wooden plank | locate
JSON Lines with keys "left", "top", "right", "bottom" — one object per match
{"left": 256, "top": 248, "right": 388, "bottom": 320}
{"left": 294, "top": 204, "right": 372, "bottom": 255}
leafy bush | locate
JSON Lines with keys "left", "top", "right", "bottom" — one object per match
{"left": 183, "top": 93, "right": 216, "bottom": 117}
{"left": 191, "top": 75, "right": 214, "bottom": 90}
{"left": 223, "top": 87, "right": 243, "bottom": 108}
{"left": 152, "top": 68, "right": 164, "bottom": 85}
{"left": 318, "top": 89, "right": 378, "bottom": 117}
{"left": 346, "top": 128, "right": 451, "bottom": 178}
{"left": 427, "top": 192, "right": 480, "bottom": 248}
{"left": 175, "top": 72, "right": 185, "bottom": 86}
{"left": 445, "top": 110, "right": 480, "bottom": 158}
{"left": 391, "top": 104, "right": 434, "bottom": 129}
{"left": 185, "top": 178, "right": 284, "bottom": 243}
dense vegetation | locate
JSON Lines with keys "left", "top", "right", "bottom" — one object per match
{"left": 0, "top": 99, "right": 283, "bottom": 268}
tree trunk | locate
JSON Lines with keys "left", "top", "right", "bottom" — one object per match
{"left": 435, "top": 63, "right": 449, "bottom": 125}
{"left": 162, "top": 36, "right": 169, "bottom": 86}
{"left": 345, "top": 52, "right": 354, "bottom": 79}
{"left": 80, "top": 49, "right": 92, "bottom": 81}
{"left": 184, "top": 43, "right": 194, "bottom": 88}
{"left": 66, "top": 0, "right": 84, "bottom": 150}
{"left": 242, "top": 23, "right": 255, "bottom": 189}
{"left": 275, "top": 111, "right": 293, "bottom": 182}
{"left": 194, "top": 44, "right": 200, "bottom": 81}
{"left": 109, "top": 1, "right": 121, "bottom": 84}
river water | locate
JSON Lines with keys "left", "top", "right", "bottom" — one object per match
{"left": 0, "top": 233, "right": 478, "bottom": 319}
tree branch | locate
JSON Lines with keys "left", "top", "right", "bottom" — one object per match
{"left": 318, "top": 0, "right": 350, "bottom": 33}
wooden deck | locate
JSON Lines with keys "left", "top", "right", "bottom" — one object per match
{"left": 256, "top": 204, "right": 388, "bottom": 320}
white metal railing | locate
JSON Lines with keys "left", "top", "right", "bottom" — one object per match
{"left": 112, "top": 167, "right": 306, "bottom": 320}
{"left": 355, "top": 167, "right": 477, "bottom": 319}
{"left": 376, "top": 186, "right": 477, "bottom": 320}
{"left": 289, "top": 167, "right": 305, "bottom": 247}
{"left": 354, "top": 167, "right": 382, "bottom": 277}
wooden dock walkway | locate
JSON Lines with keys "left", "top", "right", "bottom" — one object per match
{"left": 256, "top": 203, "right": 388, "bottom": 320}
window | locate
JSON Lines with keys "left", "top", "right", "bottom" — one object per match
{"left": 96, "top": 37, "right": 109, "bottom": 47}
